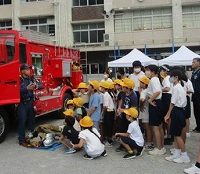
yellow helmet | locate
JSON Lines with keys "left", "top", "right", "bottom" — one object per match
{"left": 139, "top": 75, "right": 150, "bottom": 85}
{"left": 122, "top": 79, "right": 135, "bottom": 89}
{"left": 114, "top": 79, "right": 122, "bottom": 86}
{"left": 66, "top": 99, "right": 74, "bottom": 105}
{"left": 89, "top": 80, "right": 100, "bottom": 91}
{"left": 109, "top": 82, "right": 114, "bottom": 89}
{"left": 63, "top": 109, "right": 74, "bottom": 117}
{"left": 123, "top": 107, "right": 138, "bottom": 118}
{"left": 79, "top": 116, "right": 93, "bottom": 127}
{"left": 77, "top": 82, "right": 88, "bottom": 89}
{"left": 100, "top": 81, "right": 110, "bottom": 89}
{"left": 73, "top": 97, "right": 84, "bottom": 107}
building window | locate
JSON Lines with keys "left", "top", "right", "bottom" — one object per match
{"left": 82, "top": 63, "right": 105, "bottom": 74}
{"left": 25, "top": 0, "right": 44, "bottom": 2}
{"left": 21, "top": 18, "right": 55, "bottom": 36}
{"left": 73, "top": 23, "right": 105, "bottom": 44}
{"left": 0, "top": 21, "right": 12, "bottom": 30}
{"left": 0, "top": 0, "right": 11, "bottom": 5}
{"left": 183, "top": 6, "right": 200, "bottom": 28}
{"left": 73, "top": 0, "right": 104, "bottom": 7}
{"left": 114, "top": 8, "right": 172, "bottom": 33}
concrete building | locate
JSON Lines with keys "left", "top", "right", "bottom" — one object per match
{"left": 1, "top": 0, "right": 200, "bottom": 77}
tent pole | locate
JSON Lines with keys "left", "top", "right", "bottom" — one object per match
{"left": 144, "top": 44, "right": 147, "bottom": 55}
{"left": 172, "top": 42, "right": 175, "bottom": 53}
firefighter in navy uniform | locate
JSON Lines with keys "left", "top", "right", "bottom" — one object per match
{"left": 17, "top": 64, "right": 43, "bottom": 147}
{"left": 191, "top": 58, "right": 200, "bottom": 133}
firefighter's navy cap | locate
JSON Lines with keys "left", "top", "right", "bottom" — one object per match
{"left": 20, "top": 64, "right": 31, "bottom": 71}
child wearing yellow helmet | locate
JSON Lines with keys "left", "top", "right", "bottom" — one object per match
{"left": 138, "top": 75, "right": 153, "bottom": 151}
{"left": 73, "top": 82, "right": 89, "bottom": 108}
{"left": 59, "top": 109, "right": 80, "bottom": 154}
{"left": 73, "top": 97, "right": 87, "bottom": 121}
{"left": 72, "top": 116, "right": 107, "bottom": 160}
{"left": 115, "top": 108, "right": 144, "bottom": 159}
{"left": 115, "top": 78, "right": 138, "bottom": 152}
{"left": 87, "top": 80, "right": 102, "bottom": 131}
{"left": 100, "top": 81, "right": 115, "bottom": 145}
{"left": 65, "top": 99, "right": 75, "bottom": 110}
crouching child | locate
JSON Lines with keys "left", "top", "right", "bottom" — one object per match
{"left": 72, "top": 116, "right": 107, "bottom": 160}
{"left": 59, "top": 109, "right": 80, "bottom": 154}
{"left": 115, "top": 107, "right": 144, "bottom": 159}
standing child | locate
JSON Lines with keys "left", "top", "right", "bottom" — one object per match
{"left": 115, "top": 107, "right": 144, "bottom": 159}
{"left": 138, "top": 75, "right": 153, "bottom": 150}
{"left": 100, "top": 81, "right": 115, "bottom": 145}
{"left": 59, "top": 109, "right": 80, "bottom": 154}
{"left": 159, "top": 65, "right": 172, "bottom": 145}
{"left": 164, "top": 70, "right": 190, "bottom": 163}
{"left": 183, "top": 79, "right": 194, "bottom": 138}
{"left": 73, "top": 116, "right": 107, "bottom": 160}
{"left": 87, "top": 80, "right": 101, "bottom": 131}
{"left": 147, "top": 65, "right": 166, "bottom": 155}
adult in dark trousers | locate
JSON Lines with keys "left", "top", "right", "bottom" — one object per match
{"left": 18, "top": 64, "right": 42, "bottom": 147}
{"left": 191, "top": 58, "right": 200, "bottom": 133}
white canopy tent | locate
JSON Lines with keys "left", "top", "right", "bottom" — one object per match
{"left": 108, "top": 48, "right": 158, "bottom": 67}
{"left": 159, "top": 46, "right": 200, "bottom": 66}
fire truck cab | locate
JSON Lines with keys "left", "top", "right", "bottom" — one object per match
{"left": 0, "top": 30, "right": 83, "bottom": 143}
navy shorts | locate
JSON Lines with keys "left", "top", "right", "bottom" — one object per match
{"left": 149, "top": 99, "right": 163, "bottom": 126}
{"left": 162, "top": 93, "right": 171, "bottom": 116}
{"left": 170, "top": 107, "right": 186, "bottom": 137}
{"left": 121, "top": 136, "right": 143, "bottom": 151}
{"left": 185, "top": 96, "right": 191, "bottom": 119}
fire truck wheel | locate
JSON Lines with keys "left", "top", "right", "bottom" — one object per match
{"left": 58, "top": 93, "right": 72, "bottom": 118}
{"left": 0, "top": 109, "right": 9, "bottom": 143}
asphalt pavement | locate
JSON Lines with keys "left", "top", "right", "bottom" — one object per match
{"left": 0, "top": 114, "right": 199, "bottom": 174}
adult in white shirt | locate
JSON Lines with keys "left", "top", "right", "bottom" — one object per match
{"left": 164, "top": 70, "right": 190, "bottom": 164}
{"left": 73, "top": 116, "right": 106, "bottom": 160}
{"left": 129, "top": 61, "right": 145, "bottom": 100}
{"left": 146, "top": 65, "right": 165, "bottom": 156}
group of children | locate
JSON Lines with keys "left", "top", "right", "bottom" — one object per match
{"left": 58, "top": 61, "right": 195, "bottom": 166}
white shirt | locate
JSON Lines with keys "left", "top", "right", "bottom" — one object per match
{"left": 147, "top": 76, "right": 162, "bottom": 99}
{"left": 171, "top": 83, "right": 187, "bottom": 108}
{"left": 79, "top": 128, "right": 104, "bottom": 157}
{"left": 183, "top": 80, "right": 194, "bottom": 96}
{"left": 73, "top": 120, "right": 81, "bottom": 132}
{"left": 103, "top": 91, "right": 114, "bottom": 111}
{"left": 162, "top": 76, "right": 172, "bottom": 94}
{"left": 128, "top": 121, "right": 144, "bottom": 147}
{"left": 129, "top": 71, "right": 145, "bottom": 91}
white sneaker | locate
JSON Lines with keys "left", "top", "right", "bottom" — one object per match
{"left": 184, "top": 164, "right": 200, "bottom": 174}
{"left": 173, "top": 153, "right": 190, "bottom": 163}
{"left": 105, "top": 142, "right": 112, "bottom": 147}
{"left": 165, "top": 153, "right": 181, "bottom": 162}
{"left": 186, "top": 132, "right": 191, "bottom": 138}
{"left": 148, "top": 148, "right": 165, "bottom": 155}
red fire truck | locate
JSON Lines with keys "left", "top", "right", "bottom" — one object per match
{"left": 0, "top": 30, "right": 83, "bottom": 143}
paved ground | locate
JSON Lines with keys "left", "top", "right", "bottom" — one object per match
{"left": 0, "top": 114, "right": 199, "bottom": 174}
